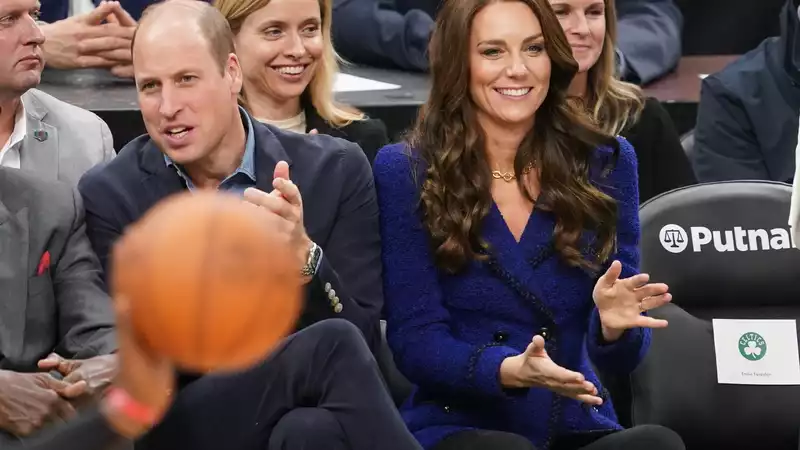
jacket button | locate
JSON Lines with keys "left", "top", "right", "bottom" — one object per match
{"left": 539, "top": 327, "right": 549, "bottom": 340}
{"left": 493, "top": 331, "right": 508, "bottom": 342}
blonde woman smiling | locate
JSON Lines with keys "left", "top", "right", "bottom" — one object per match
{"left": 215, "top": 0, "right": 389, "bottom": 163}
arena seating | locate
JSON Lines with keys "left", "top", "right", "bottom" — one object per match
{"left": 629, "top": 181, "right": 800, "bottom": 450}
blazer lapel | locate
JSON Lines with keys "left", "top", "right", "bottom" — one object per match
{"left": 482, "top": 205, "right": 560, "bottom": 320}
{"left": 252, "top": 116, "right": 293, "bottom": 193}
{"left": 0, "top": 202, "right": 28, "bottom": 360}
{"left": 139, "top": 139, "right": 186, "bottom": 203}
{"left": 19, "top": 93, "right": 58, "bottom": 181}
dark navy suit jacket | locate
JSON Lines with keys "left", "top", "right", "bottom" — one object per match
{"left": 77, "top": 111, "right": 384, "bottom": 353}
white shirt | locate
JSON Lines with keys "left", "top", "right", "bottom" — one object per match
{"left": 790, "top": 119, "right": 800, "bottom": 248}
{"left": 256, "top": 111, "right": 308, "bottom": 135}
{"left": 70, "top": 0, "right": 94, "bottom": 15}
{"left": 0, "top": 102, "right": 26, "bottom": 169}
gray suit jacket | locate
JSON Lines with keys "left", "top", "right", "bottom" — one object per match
{"left": 20, "top": 89, "right": 115, "bottom": 187}
{"left": 0, "top": 167, "right": 115, "bottom": 372}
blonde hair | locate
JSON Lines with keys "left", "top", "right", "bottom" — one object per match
{"left": 213, "top": 0, "right": 364, "bottom": 127}
{"left": 585, "top": 0, "right": 644, "bottom": 136}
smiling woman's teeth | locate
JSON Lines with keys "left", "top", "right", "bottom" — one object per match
{"left": 496, "top": 88, "right": 531, "bottom": 97}
{"left": 275, "top": 66, "right": 304, "bottom": 75}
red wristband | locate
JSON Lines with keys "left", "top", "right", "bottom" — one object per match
{"left": 103, "top": 387, "right": 158, "bottom": 425}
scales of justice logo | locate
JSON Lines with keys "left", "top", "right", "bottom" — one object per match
{"left": 659, "top": 224, "right": 688, "bottom": 254}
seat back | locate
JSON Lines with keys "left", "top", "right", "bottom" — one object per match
{"left": 630, "top": 181, "right": 800, "bottom": 450}
{"left": 640, "top": 181, "right": 800, "bottom": 310}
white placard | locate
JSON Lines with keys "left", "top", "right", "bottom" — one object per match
{"left": 712, "top": 319, "right": 800, "bottom": 385}
{"left": 333, "top": 73, "right": 401, "bottom": 93}
{"left": 699, "top": 74, "right": 708, "bottom": 79}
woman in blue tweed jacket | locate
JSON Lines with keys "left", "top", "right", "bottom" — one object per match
{"left": 373, "top": 0, "right": 685, "bottom": 449}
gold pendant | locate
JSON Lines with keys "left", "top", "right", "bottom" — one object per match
{"left": 491, "top": 162, "right": 533, "bottom": 183}
{"left": 491, "top": 171, "right": 516, "bottom": 182}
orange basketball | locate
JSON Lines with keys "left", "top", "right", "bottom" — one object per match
{"left": 111, "top": 191, "right": 302, "bottom": 373}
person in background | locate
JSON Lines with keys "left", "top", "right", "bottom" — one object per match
{"left": 37, "top": 1, "right": 138, "bottom": 78}
{"left": 0, "top": 166, "right": 117, "bottom": 444}
{"left": 13, "top": 294, "right": 173, "bottom": 450}
{"left": 0, "top": 0, "right": 116, "bottom": 185}
{"left": 691, "top": 0, "right": 800, "bottom": 183}
{"left": 373, "top": 0, "right": 686, "bottom": 449}
{"left": 215, "top": 0, "right": 389, "bottom": 163}
{"left": 613, "top": 0, "right": 681, "bottom": 84}
{"left": 331, "top": 0, "right": 681, "bottom": 84}
{"left": 331, "top": 0, "right": 432, "bottom": 72}
{"left": 549, "top": 0, "right": 696, "bottom": 203}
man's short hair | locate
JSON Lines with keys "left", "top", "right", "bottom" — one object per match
{"left": 133, "top": 0, "right": 235, "bottom": 73}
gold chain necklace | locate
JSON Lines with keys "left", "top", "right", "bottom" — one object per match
{"left": 491, "top": 162, "right": 534, "bottom": 182}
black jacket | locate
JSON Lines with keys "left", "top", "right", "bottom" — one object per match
{"left": 622, "top": 97, "right": 697, "bottom": 203}
{"left": 304, "top": 102, "right": 389, "bottom": 165}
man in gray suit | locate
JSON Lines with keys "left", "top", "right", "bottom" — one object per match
{"left": 0, "top": 166, "right": 116, "bottom": 441}
{"left": 0, "top": 0, "right": 115, "bottom": 187}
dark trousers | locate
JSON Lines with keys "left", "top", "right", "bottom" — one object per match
{"left": 136, "top": 319, "right": 421, "bottom": 450}
{"left": 433, "top": 425, "right": 685, "bottom": 450}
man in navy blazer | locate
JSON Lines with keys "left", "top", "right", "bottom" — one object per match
{"left": 75, "top": 2, "right": 414, "bottom": 450}
{"left": 78, "top": 6, "right": 382, "bottom": 356}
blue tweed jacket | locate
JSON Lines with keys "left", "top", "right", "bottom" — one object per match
{"left": 373, "top": 136, "right": 648, "bottom": 450}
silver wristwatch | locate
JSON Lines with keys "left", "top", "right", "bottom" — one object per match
{"left": 301, "top": 242, "right": 322, "bottom": 277}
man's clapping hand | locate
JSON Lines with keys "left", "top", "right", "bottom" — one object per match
{"left": 0, "top": 371, "right": 86, "bottom": 437}
{"left": 40, "top": 1, "right": 136, "bottom": 77}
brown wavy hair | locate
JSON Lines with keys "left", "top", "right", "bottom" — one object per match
{"left": 410, "top": 0, "right": 619, "bottom": 273}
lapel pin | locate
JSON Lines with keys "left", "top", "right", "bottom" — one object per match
{"left": 33, "top": 129, "right": 48, "bottom": 142}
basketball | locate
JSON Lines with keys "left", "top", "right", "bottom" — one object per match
{"left": 111, "top": 191, "right": 302, "bottom": 373}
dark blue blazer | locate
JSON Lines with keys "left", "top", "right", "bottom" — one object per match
{"left": 77, "top": 113, "right": 384, "bottom": 353}
{"left": 374, "top": 137, "right": 648, "bottom": 449}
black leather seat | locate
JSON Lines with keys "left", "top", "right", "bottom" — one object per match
{"left": 629, "top": 181, "right": 800, "bottom": 450}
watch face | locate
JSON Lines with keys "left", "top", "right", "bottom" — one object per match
{"left": 303, "top": 243, "right": 320, "bottom": 276}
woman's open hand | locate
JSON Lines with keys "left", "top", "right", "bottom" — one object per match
{"left": 499, "top": 335, "right": 602, "bottom": 405}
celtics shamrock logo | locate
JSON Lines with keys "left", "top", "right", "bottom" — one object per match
{"left": 738, "top": 332, "right": 767, "bottom": 361}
